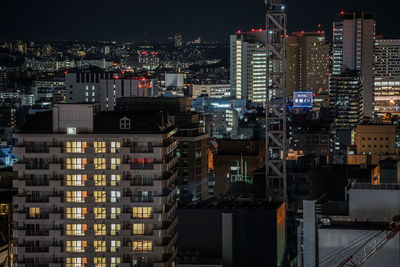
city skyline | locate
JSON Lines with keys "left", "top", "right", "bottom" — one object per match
{"left": 1, "top": 0, "right": 398, "bottom": 42}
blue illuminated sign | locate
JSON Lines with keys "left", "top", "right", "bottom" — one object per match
{"left": 293, "top": 92, "right": 313, "bottom": 108}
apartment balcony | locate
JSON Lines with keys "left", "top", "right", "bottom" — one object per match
{"left": 154, "top": 139, "right": 178, "bottom": 155}
{"left": 25, "top": 196, "right": 50, "bottom": 203}
{"left": 25, "top": 246, "right": 50, "bottom": 253}
{"left": 153, "top": 232, "right": 177, "bottom": 255}
{"left": 131, "top": 163, "right": 154, "bottom": 170}
{"left": 131, "top": 196, "right": 154, "bottom": 203}
{"left": 25, "top": 230, "right": 50, "bottom": 237}
{"left": 154, "top": 156, "right": 178, "bottom": 172}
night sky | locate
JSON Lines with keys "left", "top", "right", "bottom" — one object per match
{"left": 1, "top": 0, "right": 397, "bottom": 42}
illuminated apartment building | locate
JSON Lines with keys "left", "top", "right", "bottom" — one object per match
{"left": 230, "top": 30, "right": 268, "bottom": 103}
{"left": 373, "top": 39, "right": 400, "bottom": 117}
{"left": 13, "top": 103, "right": 177, "bottom": 267}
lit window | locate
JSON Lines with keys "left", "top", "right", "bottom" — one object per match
{"left": 94, "top": 240, "right": 106, "bottom": 252}
{"left": 94, "top": 174, "right": 106, "bottom": 186}
{"left": 132, "top": 207, "right": 152, "bottom": 218}
{"left": 111, "top": 257, "right": 121, "bottom": 267}
{"left": 111, "top": 207, "right": 121, "bottom": 219}
{"left": 133, "top": 223, "right": 145, "bottom": 235}
{"left": 110, "top": 141, "right": 121, "bottom": 153}
{"left": 94, "top": 191, "right": 106, "bottom": 203}
{"left": 120, "top": 117, "right": 131, "bottom": 129}
{"left": 110, "top": 240, "right": 121, "bottom": 252}
{"left": 66, "top": 158, "right": 87, "bottom": 170}
{"left": 94, "top": 257, "right": 106, "bottom": 267}
{"left": 66, "top": 174, "right": 87, "bottom": 186}
{"left": 94, "top": 142, "right": 106, "bottom": 153}
{"left": 110, "top": 158, "right": 121, "bottom": 169}
{"left": 132, "top": 240, "right": 152, "bottom": 252}
{"left": 94, "top": 224, "right": 106, "bottom": 236}
{"left": 66, "top": 240, "right": 87, "bottom": 253}
{"left": 28, "top": 207, "right": 40, "bottom": 219}
{"left": 66, "top": 191, "right": 87, "bottom": 203}
{"left": 94, "top": 207, "right": 106, "bottom": 219}
{"left": 66, "top": 224, "right": 87, "bottom": 236}
{"left": 66, "top": 142, "right": 87, "bottom": 153}
{"left": 110, "top": 174, "right": 120, "bottom": 186}
{"left": 110, "top": 224, "right": 121, "bottom": 236}
{"left": 66, "top": 208, "right": 87, "bottom": 219}
{"left": 66, "top": 127, "right": 77, "bottom": 135}
{"left": 111, "top": 191, "right": 121, "bottom": 203}
{"left": 94, "top": 158, "right": 106, "bottom": 169}
{"left": 66, "top": 257, "right": 87, "bottom": 267}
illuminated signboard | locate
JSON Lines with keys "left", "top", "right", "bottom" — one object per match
{"left": 293, "top": 92, "right": 313, "bottom": 108}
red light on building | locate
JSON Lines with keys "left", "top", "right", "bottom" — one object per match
{"left": 237, "top": 30, "right": 241, "bottom": 34}
{"left": 251, "top": 29, "right": 255, "bottom": 32}
{"left": 340, "top": 11, "right": 344, "bottom": 15}
{"left": 141, "top": 77, "right": 146, "bottom": 81}
{"left": 258, "top": 29, "right": 262, "bottom": 32}
{"left": 318, "top": 24, "right": 321, "bottom": 28}
{"left": 115, "top": 76, "right": 119, "bottom": 79}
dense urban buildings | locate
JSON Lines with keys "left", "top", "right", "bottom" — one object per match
{"left": 2, "top": 1, "right": 400, "bottom": 266}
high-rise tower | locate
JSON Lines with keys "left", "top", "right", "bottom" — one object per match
{"left": 332, "top": 12, "right": 375, "bottom": 118}
{"left": 265, "top": 0, "right": 287, "bottom": 202}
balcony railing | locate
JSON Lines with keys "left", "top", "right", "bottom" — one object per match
{"left": 26, "top": 196, "right": 50, "bottom": 203}
{"left": 131, "top": 196, "right": 154, "bottom": 203}
{"left": 131, "top": 164, "right": 154, "bottom": 170}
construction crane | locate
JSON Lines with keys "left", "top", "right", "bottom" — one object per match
{"left": 322, "top": 218, "right": 400, "bottom": 267}
{"left": 265, "top": 0, "right": 287, "bottom": 202}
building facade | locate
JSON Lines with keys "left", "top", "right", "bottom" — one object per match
{"left": 286, "top": 31, "right": 330, "bottom": 97}
{"left": 332, "top": 12, "right": 375, "bottom": 118}
{"left": 373, "top": 39, "right": 400, "bottom": 117}
{"left": 230, "top": 30, "right": 268, "bottom": 103}
{"left": 13, "top": 104, "right": 177, "bottom": 266}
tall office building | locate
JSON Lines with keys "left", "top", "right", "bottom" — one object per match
{"left": 373, "top": 39, "right": 400, "bottom": 117}
{"left": 329, "top": 70, "right": 363, "bottom": 128}
{"left": 13, "top": 104, "right": 177, "bottom": 266}
{"left": 286, "top": 31, "right": 330, "bottom": 97}
{"left": 329, "top": 70, "right": 363, "bottom": 164}
{"left": 332, "top": 12, "right": 375, "bottom": 118}
{"left": 230, "top": 30, "right": 268, "bottom": 103}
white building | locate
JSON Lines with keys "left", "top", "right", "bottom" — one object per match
{"left": 230, "top": 30, "right": 268, "bottom": 103}
{"left": 191, "top": 84, "right": 230, "bottom": 99}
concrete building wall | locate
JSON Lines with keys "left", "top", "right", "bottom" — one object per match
{"left": 348, "top": 187, "right": 400, "bottom": 222}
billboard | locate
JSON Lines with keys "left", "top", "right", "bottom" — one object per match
{"left": 293, "top": 92, "right": 313, "bottom": 108}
